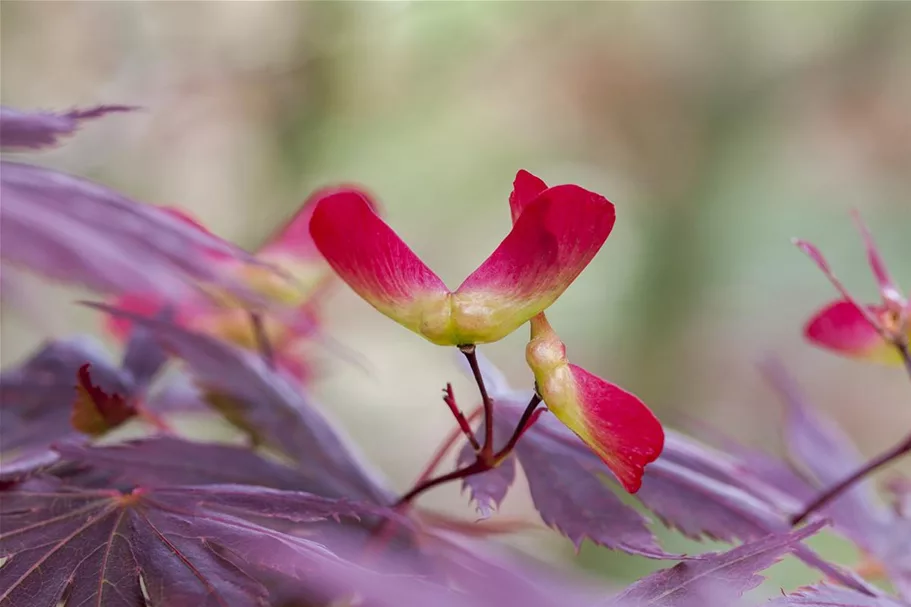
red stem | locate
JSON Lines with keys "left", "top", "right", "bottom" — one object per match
{"left": 791, "top": 338, "right": 911, "bottom": 526}
{"left": 395, "top": 460, "right": 488, "bottom": 506}
{"left": 395, "top": 394, "right": 542, "bottom": 508}
{"left": 497, "top": 394, "right": 543, "bottom": 456}
{"left": 460, "top": 345, "right": 494, "bottom": 458}
{"left": 369, "top": 348, "right": 544, "bottom": 556}
{"left": 792, "top": 432, "right": 911, "bottom": 525}
{"left": 443, "top": 383, "right": 480, "bottom": 451}
{"left": 412, "top": 406, "right": 482, "bottom": 488}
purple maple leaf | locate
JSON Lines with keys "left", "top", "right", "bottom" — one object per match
{"left": 119, "top": 307, "right": 172, "bottom": 388}
{"left": 0, "top": 448, "right": 61, "bottom": 487}
{"left": 0, "top": 161, "right": 269, "bottom": 305}
{"left": 760, "top": 359, "right": 911, "bottom": 599}
{"left": 142, "top": 370, "right": 211, "bottom": 413}
{"left": 456, "top": 353, "right": 672, "bottom": 558}
{"left": 0, "top": 106, "right": 282, "bottom": 309}
{"left": 763, "top": 359, "right": 893, "bottom": 544}
{"left": 508, "top": 409, "right": 671, "bottom": 558}
{"left": 308, "top": 526, "right": 606, "bottom": 607}
{"left": 0, "top": 476, "right": 385, "bottom": 607}
{"left": 86, "top": 302, "right": 394, "bottom": 505}
{"left": 0, "top": 105, "right": 136, "bottom": 150}
{"left": 465, "top": 354, "right": 878, "bottom": 594}
{"left": 607, "top": 521, "right": 830, "bottom": 607}
{"left": 0, "top": 336, "right": 131, "bottom": 453}
{"left": 767, "top": 584, "right": 908, "bottom": 607}
{"left": 456, "top": 421, "right": 516, "bottom": 519}
{"left": 51, "top": 437, "right": 333, "bottom": 492}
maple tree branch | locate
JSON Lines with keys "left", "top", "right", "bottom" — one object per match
{"left": 249, "top": 312, "right": 275, "bottom": 369}
{"left": 791, "top": 432, "right": 911, "bottom": 525}
{"left": 443, "top": 383, "right": 481, "bottom": 451}
{"left": 459, "top": 345, "right": 495, "bottom": 458}
{"left": 413, "top": 406, "right": 483, "bottom": 487}
{"left": 395, "top": 396, "right": 544, "bottom": 509}
{"left": 368, "top": 407, "right": 483, "bottom": 549}
{"left": 371, "top": 394, "right": 544, "bottom": 552}
{"left": 395, "top": 459, "right": 488, "bottom": 507}
{"left": 497, "top": 394, "right": 543, "bottom": 457}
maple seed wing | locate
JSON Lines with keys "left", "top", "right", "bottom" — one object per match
{"left": 852, "top": 210, "right": 904, "bottom": 306}
{"left": 508, "top": 169, "right": 549, "bottom": 223}
{"left": 454, "top": 185, "right": 616, "bottom": 344}
{"left": 258, "top": 187, "right": 334, "bottom": 259}
{"left": 525, "top": 314, "right": 663, "bottom": 493}
{"left": 242, "top": 189, "right": 345, "bottom": 312}
{"left": 805, "top": 300, "right": 903, "bottom": 364}
{"left": 308, "top": 189, "right": 450, "bottom": 341}
{"left": 554, "top": 364, "right": 664, "bottom": 493}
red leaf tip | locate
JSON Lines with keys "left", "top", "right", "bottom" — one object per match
{"left": 72, "top": 363, "right": 136, "bottom": 436}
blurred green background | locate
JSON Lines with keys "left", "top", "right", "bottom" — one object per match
{"left": 2, "top": 1, "right": 910, "bottom": 596}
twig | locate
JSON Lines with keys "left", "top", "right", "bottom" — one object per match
{"left": 443, "top": 384, "right": 481, "bottom": 451}
{"left": 497, "top": 394, "right": 543, "bottom": 456}
{"left": 394, "top": 395, "right": 544, "bottom": 508}
{"left": 395, "top": 460, "right": 488, "bottom": 507}
{"left": 412, "top": 406, "right": 482, "bottom": 489}
{"left": 249, "top": 312, "right": 275, "bottom": 369}
{"left": 792, "top": 432, "right": 911, "bottom": 525}
{"left": 370, "top": 354, "right": 546, "bottom": 553}
{"left": 459, "top": 345, "right": 494, "bottom": 458}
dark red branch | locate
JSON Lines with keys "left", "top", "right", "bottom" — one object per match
{"left": 394, "top": 394, "right": 544, "bottom": 509}
{"left": 497, "top": 394, "right": 543, "bottom": 457}
{"left": 459, "top": 345, "right": 494, "bottom": 458}
{"left": 791, "top": 335, "right": 911, "bottom": 524}
{"left": 370, "top": 392, "right": 546, "bottom": 556}
{"left": 394, "top": 459, "right": 488, "bottom": 507}
{"left": 443, "top": 383, "right": 480, "bottom": 451}
{"left": 791, "top": 432, "right": 911, "bottom": 525}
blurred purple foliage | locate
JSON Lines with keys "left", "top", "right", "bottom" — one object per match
{"left": 0, "top": 106, "right": 908, "bottom": 607}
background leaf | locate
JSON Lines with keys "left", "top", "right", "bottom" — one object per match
{"left": 51, "top": 437, "right": 331, "bottom": 491}
{"left": 0, "top": 105, "right": 136, "bottom": 150}
{"left": 0, "top": 477, "right": 379, "bottom": 607}
{"left": 491, "top": 398, "right": 673, "bottom": 559}
{"left": 767, "top": 584, "right": 907, "bottom": 607}
{"left": 456, "top": 420, "right": 516, "bottom": 519}
{"left": 0, "top": 160, "right": 273, "bottom": 308}
{"left": 86, "top": 303, "right": 394, "bottom": 505}
{"left": 607, "top": 521, "right": 830, "bottom": 607}
{"left": 0, "top": 336, "right": 129, "bottom": 453}
{"left": 761, "top": 360, "right": 911, "bottom": 599}
{"left": 471, "top": 355, "right": 877, "bottom": 594}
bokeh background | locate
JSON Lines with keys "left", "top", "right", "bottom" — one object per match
{"left": 2, "top": 1, "right": 911, "bottom": 595}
